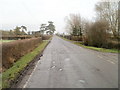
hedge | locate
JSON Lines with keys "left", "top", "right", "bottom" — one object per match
{"left": 61, "top": 35, "right": 119, "bottom": 49}
{"left": 83, "top": 36, "right": 120, "bottom": 49}
{"left": 2, "top": 37, "right": 42, "bottom": 70}
{"left": 63, "top": 35, "right": 82, "bottom": 41}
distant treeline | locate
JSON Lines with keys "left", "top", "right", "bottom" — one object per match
{"left": 1, "top": 26, "right": 27, "bottom": 35}
{"left": 1, "top": 21, "right": 56, "bottom": 37}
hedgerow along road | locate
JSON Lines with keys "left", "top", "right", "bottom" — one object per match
{"left": 18, "top": 35, "right": 118, "bottom": 88}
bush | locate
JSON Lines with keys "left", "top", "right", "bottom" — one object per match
{"left": 71, "top": 36, "right": 82, "bottom": 41}
{"left": 82, "top": 36, "right": 89, "bottom": 46}
{"left": 83, "top": 35, "right": 119, "bottom": 49}
{"left": 105, "top": 40, "right": 120, "bottom": 49}
{"left": 2, "top": 37, "right": 42, "bottom": 70}
{"left": 62, "top": 35, "right": 82, "bottom": 41}
{"left": 42, "top": 35, "right": 52, "bottom": 40}
{"left": 85, "top": 20, "right": 109, "bottom": 47}
{"left": 64, "top": 35, "right": 71, "bottom": 40}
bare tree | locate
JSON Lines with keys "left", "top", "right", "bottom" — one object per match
{"left": 81, "top": 19, "right": 93, "bottom": 45}
{"left": 95, "top": 2, "right": 118, "bottom": 38}
{"left": 81, "top": 18, "right": 92, "bottom": 36}
{"left": 65, "top": 14, "right": 82, "bottom": 36}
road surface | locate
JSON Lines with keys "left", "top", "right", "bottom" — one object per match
{"left": 20, "top": 36, "right": 118, "bottom": 88}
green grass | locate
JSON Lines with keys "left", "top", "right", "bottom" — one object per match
{"left": 61, "top": 37, "right": 118, "bottom": 53}
{"left": 74, "top": 42, "right": 118, "bottom": 53}
{"left": 0, "top": 40, "right": 15, "bottom": 43}
{"left": 2, "top": 41, "right": 49, "bottom": 89}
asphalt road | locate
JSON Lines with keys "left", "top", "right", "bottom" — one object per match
{"left": 21, "top": 35, "right": 118, "bottom": 88}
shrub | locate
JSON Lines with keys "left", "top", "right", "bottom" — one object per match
{"left": 42, "top": 35, "right": 52, "bottom": 40}
{"left": 82, "top": 36, "right": 89, "bottom": 46}
{"left": 64, "top": 35, "right": 71, "bottom": 40}
{"left": 71, "top": 36, "right": 82, "bottom": 41}
{"left": 105, "top": 40, "right": 120, "bottom": 49}
{"left": 86, "top": 20, "right": 109, "bottom": 47}
{"left": 2, "top": 37, "right": 42, "bottom": 70}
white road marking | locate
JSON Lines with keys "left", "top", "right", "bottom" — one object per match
{"left": 23, "top": 60, "right": 41, "bottom": 88}
{"left": 98, "top": 55, "right": 116, "bottom": 64}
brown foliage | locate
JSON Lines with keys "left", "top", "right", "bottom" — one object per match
{"left": 63, "top": 35, "right": 82, "bottom": 41}
{"left": 86, "top": 20, "right": 109, "bottom": 47}
{"left": 71, "top": 36, "right": 82, "bottom": 41}
{"left": 106, "top": 40, "right": 120, "bottom": 49}
{"left": 42, "top": 35, "right": 52, "bottom": 40}
{"left": 2, "top": 37, "right": 42, "bottom": 69}
{"left": 82, "top": 36, "right": 89, "bottom": 46}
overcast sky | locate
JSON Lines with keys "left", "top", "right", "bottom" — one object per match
{"left": 0, "top": 0, "right": 99, "bottom": 33}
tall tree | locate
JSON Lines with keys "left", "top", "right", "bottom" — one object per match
{"left": 40, "top": 24, "right": 46, "bottom": 35}
{"left": 14, "top": 26, "right": 21, "bottom": 35}
{"left": 46, "top": 21, "right": 56, "bottom": 35}
{"left": 21, "top": 26, "right": 27, "bottom": 35}
{"left": 65, "top": 14, "right": 82, "bottom": 36}
{"left": 95, "top": 2, "right": 118, "bottom": 38}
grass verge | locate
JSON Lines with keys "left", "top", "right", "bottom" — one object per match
{"left": 61, "top": 37, "right": 118, "bottom": 53}
{"left": 2, "top": 40, "right": 49, "bottom": 89}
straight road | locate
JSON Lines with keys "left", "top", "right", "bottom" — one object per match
{"left": 22, "top": 35, "right": 118, "bottom": 88}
